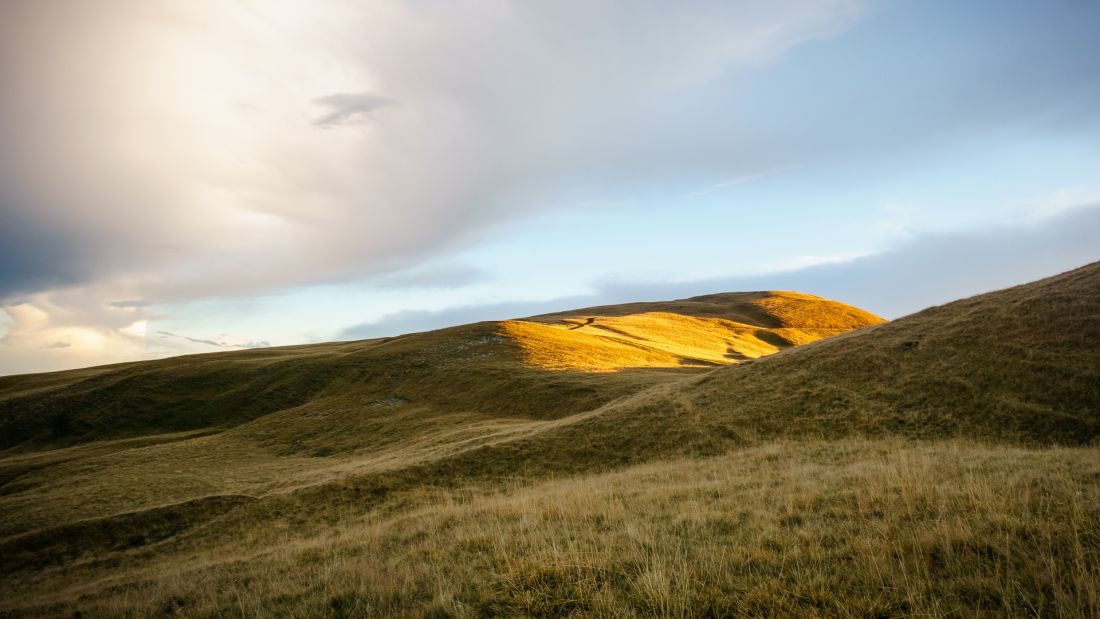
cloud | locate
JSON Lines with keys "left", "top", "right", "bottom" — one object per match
{"left": 156, "top": 331, "right": 229, "bottom": 348}
{"left": 156, "top": 331, "right": 270, "bottom": 349}
{"left": 4, "top": 1, "right": 1100, "bottom": 375}
{"left": 0, "top": 281, "right": 273, "bottom": 374}
{"left": 3, "top": 0, "right": 1093, "bottom": 312}
{"left": 601, "top": 203, "right": 1100, "bottom": 319}
{"left": 0, "top": 206, "right": 89, "bottom": 299}
{"left": 682, "top": 171, "right": 770, "bottom": 199}
{"left": 0, "top": 0, "right": 869, "bottom": 307}
{"left": 107, "top": 299, "right": 152, "bottom": 309}
{"left": 371, "top": 265, "right": 488, "bottom": 290}
{"left": 311, "top": 92, "right": 396, "bottom": 128}
{"left": 340, "top": 203, "right": 1100, "bottom": 338}
{"left": 341, "top": 296, "right": 593, "bottom": 340}
{"left": 0, "top": 295, "right": 154, "bottom": 375}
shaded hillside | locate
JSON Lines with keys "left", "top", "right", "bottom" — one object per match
{"left": 659, "top": 260, "right": 1100, "bottom": 444}
{"left": 476, "top": 261, "right": 1100, "bottom": 477}
{"left": 0, "top": 291, "right": 880, "bottom": 450}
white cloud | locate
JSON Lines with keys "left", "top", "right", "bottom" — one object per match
{"left": 0, "top": 0, "right": 872, "bottom": 373}
{"left": 0, "top": 300, "right": 150, "bottom": 375}
{"left": 311, "top": 92, "right": 397, "bottom": 128}
{"left": 7, "top": 1, "right": 1099, "bottom": 374}
{"left": 1020, "top": 186, "right": 1100, "bottom": 222}
{"left": 682, "top": 173, "right": 769, "bottom": 199}
{"left": 0, "top": 0, "right": 867, "bottom": 303}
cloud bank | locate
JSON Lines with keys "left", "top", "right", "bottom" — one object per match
{"left": 0, "top": 0, "right": 865, "bottom": 304}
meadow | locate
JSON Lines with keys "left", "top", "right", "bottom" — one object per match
{"left": 1, "top": 266, "right": 1098, "bottom": 617}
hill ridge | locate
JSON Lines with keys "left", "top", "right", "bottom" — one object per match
{"left": 0, "top": 290, "right": 882, "bottom": 451}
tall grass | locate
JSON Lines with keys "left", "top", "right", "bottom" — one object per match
{"left": 6, "top": 439, "right": 1098, "bottom": 617}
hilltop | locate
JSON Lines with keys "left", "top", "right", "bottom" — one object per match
{"left": 1, "top": 265, "right": 1098, "bottom": 617}
{"left": 467, "top": 261, "right": 1100, "bottom": 475}
{"left": 0, "top": 290, "right": 881, "bottom": 450}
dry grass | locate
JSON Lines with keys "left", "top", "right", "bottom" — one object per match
{"left": 507, "top": 291, "right": 884, "bottom": 372}
{"left": 502, "top": 310, "right": 835, "bottom": 371}
{"left": 487, "top": 261, "right": 1100, "bottom": 473}
{"left": 1, "top": 265, "right": 1097, "bottom": 617}
{"left": 3, "top": 440, "right": 1097, "bottom": 617}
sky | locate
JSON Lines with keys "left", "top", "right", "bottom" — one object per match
{"left": 2, "top": 0, "right": 1099, "bottom": 375}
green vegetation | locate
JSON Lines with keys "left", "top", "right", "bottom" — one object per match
{"left": 1, "top": 266, "right": 1098, "bottom": 617}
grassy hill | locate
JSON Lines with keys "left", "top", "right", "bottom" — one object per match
{"left": 1, "top": 267, "right": 1098, "bottom": 617}
{"left": 465, "top": 260, "right": 1100, "bottom": 476}
{"left": 0, "top": 290, "right": 881, "bottom": 451}
{"left": 0, "top": 291, "right": 879, "bottom": 538}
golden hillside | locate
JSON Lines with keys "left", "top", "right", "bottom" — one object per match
{"left": 506, "top": 290, "right": 883, "bottom": 371}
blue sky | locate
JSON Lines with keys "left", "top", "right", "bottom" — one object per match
{"left": 2, "top": 0, "right": 1099, "bottom": 374}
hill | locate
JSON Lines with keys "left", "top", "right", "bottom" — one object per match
{"left": 465, "top": 260, "right": 1100, "bottom": 475}
{"left": 1, "top": 266, "right": 1098, "bottom": 617}
{"left": 0, "top": 290, "right": 881, "bottom": 451}
{"left": 0, "top": 291, "right": 880, "bottom": 540}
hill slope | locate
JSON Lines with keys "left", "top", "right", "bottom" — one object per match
{"left": 0, "top": 290, "right": 881, "bottom": 450}
{"left": 438, "top": 261, "right": 1100, "bottom": 479}
{"left": 510, "top": 290, "right": 881, "bottom": 370}
{"left": 617, "top": 259, "right": 1100, "bottom": 445}
{"left": 0, "top": 290, "right": 880, "bottom": 541}
{"left": 2, "top": 266, "right": 1099, "bottom": 617}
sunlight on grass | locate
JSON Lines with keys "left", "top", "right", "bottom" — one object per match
{"left": 503, "top": 291, "right": 883, "bottom": 372}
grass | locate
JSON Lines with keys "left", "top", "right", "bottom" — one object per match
{"left": 0, "top": 265, "right": 1098, "bottom": 616}
{"left": 3, "top": 440, "right": 1097, "bottom": 617}
{"left": 503, "top": 309, "right": 859, "bottom": 371}
{"left": 509, "top": 290, "right": 884, "bottom": 371}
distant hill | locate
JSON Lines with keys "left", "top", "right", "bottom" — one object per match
{"left": 634, "top": 259, "right": 1100, "bottom": 444}
{"left": 0, "top": 290, "right": 881, "bottom": 450}
{"left": 467, "top": 261, "right": 1100, "bottom": 476}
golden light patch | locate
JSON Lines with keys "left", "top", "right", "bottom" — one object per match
{"left": 501, "top": 311, "right": 826, "bottom": 372}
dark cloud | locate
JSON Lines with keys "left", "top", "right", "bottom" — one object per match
{"left": 341, "top": 205, "right": 1100, "bottom": 339}
{"left": 0, "top": 207, "right": 89, "bottom": 301}
{"left": 311, "top": 92, "right": 396, "bottom": 128}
